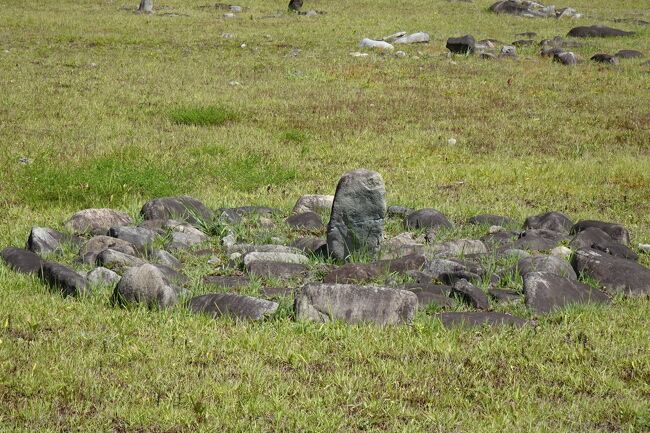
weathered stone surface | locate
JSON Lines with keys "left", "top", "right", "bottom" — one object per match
{"left": 151, "top": 249, "right": 182, "bottom": 270}
{"left": 64, "top": 208, "right": 133, "bottom": 236}
{"left": 96, "top": 249, "right": 147, "bottom": 268}
{"left": 360, "top": 38, "right": 394, "bottom": 50}
{"left": 114, "top": 264, "right": 177, "bottom": 308}
{"left": 488, "top": 288, "right": 522, "bottom": 303}
{"left": 482, "top": 231, "right": 518, "bottom": 250}
{"left": 423, "top": 258, "right": 483, "bottom": 281}
{"left": 165, "top": 224, "right": 209, "bottom": 251}
{"left": 87, "top": 267, "right": 121, "bottom": 286}
{"left": 380, "top": 232, "right": 424, "bottom": 260}
{"left": 141, "top": 196, "right": 214, "bottom": 226}
{"left": 247, "top": 261, "right": 308, "bottom": 279}
{"left": 468, "top": 214, "right": 515, "bottom": 226}
{"left": 591, "top": 53, "right": 619, "bottom": 64}
{"left": 1, "top": 247, "right": 43, "bottom": 274}
{"left": 430, "top": 239, "right": 488, "bottom": 258}
{"left": 446, "top": 35, "right": 475, "bottom": 54}
{"left": 569, "top": 227, "right": 637, "bottom": 260}
{"left": 572, "top": 248, "right": 650, "bottom": 295}
{"left": 518, "top": 255, "right": 577, "bottom": 280}
{"left": 243, "top": 251, "right": 309, "bottom": 267}
{"left": 450, "top": 279, "right": 489, "bottom": 310}
{"left": 513, "top": 229, "right": 567, "bottom": 251}
{"left": 39, "top": 261, "right": 88, "bottom": 297}
{"left": 489, "top": 0, "right": 542, "bottom": 17}
{"left": 291, "top": 237, "right": 328, "bottom": 255}
{"left": 108, "top": 226, "right": 158, "bottom": 252}
{"left": 203, "top": 275, "right": 250, "bottom": 289}
{"left": 387, "top": 205, "right": 413, "bottom": 219}
{"left": 292, "top": 195, "right": 334, "bottom": 215}
{"left": 326, "top": 169, "right": 386, "bottom": 261}
{"left": 189, "top": 293, "right": 278, "bottom": 320}
{"left": 153, "top": 264, "right": 189, "bottom": 286}
{"left": 82, "top": 236, "right": 138, "bottom": 264}
{"left": 524, "top": 211, "right": 573, "bottom": 234}
{"left": 394, "top": 32, "right": 430, "bottom": 44}
{"left": 405, "top": 209, "right": 452, "bottom": 230}
{"left": 523, "top": 272, "right": 609, "bottom": 314}
{"left": 323, "top": 263, "right": 380, "bottom": 284}
{"left": 571, "top": 220, "right": 630, "bottom": 245}
{"left": 568, "top": 25, "right": 634, "bottom": 38}
{"left": 27, "top": 227, "right": 80, "bottom": 256}
{"left": 554, "top": 51, "right": 578, "bottom": 65}
{"left": 138, "top": 0, "right": 153, "bottom": 13}
{"left": 436, "top": 312, "right": 526, "bottom": 328}
{"left": 405, "top": 284, "right": 455, "bottom": 310}
{"left": 285, "top": 212, "right": 324, "bottom": 230}
{"left": 615, "top": 49, "right": 643, "bottom": 59}
{"left": 550, "top": 246, "right": 572, "bottom": 260}
{"left": 295, "top": 284, "right": 417, "bottom": 325}
{"left": 228, "top": 243, "right": 301, "bottom": 256}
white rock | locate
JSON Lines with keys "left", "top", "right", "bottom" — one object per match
{"left": 292, "top": 195, "right": 334, "bottom": 215}
{"left": 394, "top": 32, "right": 430, "bottom": 44}
{"left": 382, "top": 31, "right": 407, "bottom": 42}
{"left": 243, "top": 252, "right": 309, "bottom": 267}
{"left": 360, "top": 38, "right": 394, "bottom": 51}
{"left": 550, "top": 246, "right": 572, "bottom": 260}
{"left": 229, "top": 5, "right": 242, "bottom": 12}
{"left": 350, "top": 52, "right": 369, "bottom": 57}
{"left": 639, "top": 244, "right": 650, "bottom": 253}
{"left": 223, "top": 13, "right": 235, "bottom": 18}
{"left": 489, "top": 225, "right": 505, "bottom": 234}
{"left": 448, "top": 138, "right": 457, "bottom": 145}
{"left": 395, "top": 51, "right": 407, "bottom": 58}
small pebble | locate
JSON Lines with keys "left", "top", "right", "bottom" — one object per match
{"left": 639, "top": 244, "right": 650, "bottom": 253}
{"left": 448, "top": 138, "right": 457, "bottom": 145}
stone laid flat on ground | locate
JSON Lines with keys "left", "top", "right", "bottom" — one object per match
{"left": 189, "top": 293, "right": 278, "bottom": 320}
{"left": 113, "top": 264, "right": 177, "bottom": 308}
{"left": 405, "top": 284, "right": 456, "bottom": 310}
{"left": 468, "top": 214, "right": 516, "bottom": 226}
{"left": 567, "top": 25, "right": 635, "bottom": 38}
{"left": 285, "top": 212, "right": 324, "bottom": 230}
{"left": 96, "top": 249, "right": 146, "bottom": 268}
{"left": 323, "top": 254, "right": 425, "bottom": 284}
{"left": 203, "top": 275, "right": 251, "bottom": 289}
{"left": 295, "top": 283, "right": 417, "bottom": 325}
{"left": 108, "top": 226, "right": 158, "bottom": 252}
{"left": 430, "top": 239, "right": 488, "bottom": 257}
{"left": 1, "top": 247, "right": 43, "bottom": 274}
{"left": 327, "top": 169, "right": 386, "bottom": 261}
{"left": 436, "top": 312, "right": 527, "bottom": 328}
{"left": 524, "top": 211, "right": 573, "bottom": 234}
{"left": 64, "top": 208, "right": 133, "bottom": 236}
{"left": 405, "top": 208, "right": 453, "bottom": 230}
{"left": 523, "top": 272, "right": 610, "bottom": 314}
{"left": 247, "top": 261, "right": 309, "bottom": 279}
{"left": 518, "top": 255, "right": 577, "bottom": 280}
{"left": 243, "top": 251, "right": 309, "bottom": 267}
{"left": 87, "top": 267, "right": 121, "bottom": 286}
{"left": 39, "top": 261, "right": 88, "bottom": 297}
{"left": 140, "top": 196, "right": 214, "bottom": 226}
{"left": 82, "top": 236, "right": 138, "bottom": 264}
{"left": 292, "top": 194, "right": 334, "bottom": 215}
{"left": 572, "top": 249, "right": 650, "bottom": 295}
{"left": 513, "top": 229, "right": 567, "bottom": 251}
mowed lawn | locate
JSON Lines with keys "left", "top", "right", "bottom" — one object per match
{"left": 1, "top": 0, "right": 650, "bottom": 431}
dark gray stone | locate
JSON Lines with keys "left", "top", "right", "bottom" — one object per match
{"left": 572, "top": 248, "right": 650, "bottom": 296}
{"left": 513, "top": 229, "right": 567, "bottom": 251}
{"left": 446, "top": 35, "right": 475, "bottom": 54}
{"left": 518, "top": 255, "right": 577, "bottom": 280}
{"left": 87, "top": 267, "right": 121, "bottom": 286}
{"left": 39, "top": 261, "right": 88, "bottom": 297}
{"left": 113, "top": 264, "right": 177, "bottom": 308}
{"left": 541, "top": 47, "right": 565, "bottom": 58}
{"left": 285, "top": 212, "right": 324, "bottom": 230}
{"left": 468, "top": 214, "right": 515, "bottom": 226}
{"left": 482, "top": 231, "right": 518, "bottom": 250}
{"left": 288, "top": 0, "right": 303, "bottom": 12}
{"left": 554, "top": 51, "right": 578, "bottom": 65}
{"left": 523, "top": 272, "right": 610, "bottom": 314}
{"left": 27, "top": 227, "right": 81, "bottom": 256}
{"left": 140, "top": 196, "right": 214, "bottom": 226}
{"left": 424, "top": 258, "right": 484, "bottom": 284}
{"left": 569, "top": 226, "right": 637, "bottom": 260}
{"left": 404, "top": 284, "right": 455, "bottom": 310}
{"left": 291, "top": 237, "right": 328, "bottom": 255}
{"left": 247, "top": 261, "right": 308, "bottom": 279}
{"left": 324, "top": 254, "right": 426, "bottom": 284}
{"left": 295, "top": 283, "right": 418, "bottom": 325}
{"left": 138, "top": 0, "right": 153, "bottom": 13}
{"left": 524, "top": 211, "right": 573, "bottom": 234}
{"left": 591, "top": 53, "right": 619, "bottom": 64}
{"left": 567, "top": 25, "right": 634, "bottom": 38}
{"left": 387, "top": 205, "right": 414, "bottom": 218}
{"left": 615, "top": 49, "right": 643, "bottom": 59}
{"left": 488, "top": 288, "right": 522, "bottom": 303}
{"left": 153, "top": 264, "right": 189, "bottom": 286}
{"left": 203, "top": 275, "right": 250, "bottom": 289}
{"left": 436, "top": 312, "right": 526, "bottom": 328}
{"left": 1, "top": 247, "right": 43, "bottom": 274}
{"left": 108, "top": 226, "right": 158, "bottom": 252}
{"left": 512, "top": 39, "right": 535, "bottom": 47}
{"left": 97, "top": 249, "right": 146, "bottom": 268}
{"left": 81, "top": 235, "right": 138, "bottom": 264}
{"left": 450, "top": 279, "right": 489, "bottom": 310}
{"left": 405, "top": 208, "right": 452, "bottom": 230}
{"left": 326, "top": 169, "right": 386, "bottom": 261}
{"left": 489, "top": 0, "right": 544, "bottom": 17}
{"left": 64, "top": 208, "right": 133, "bottom": 236}
{"left": 151, "top": 249, "right": 182, "bottom": 270}
{"left": 190, "top": 293, "right": 278, "bottom": 320}
{"left": 571, "top": 220, "right": 630, "bottom": 245}
{"left": 165, "top": 225, "right": 209, "bottom": 251}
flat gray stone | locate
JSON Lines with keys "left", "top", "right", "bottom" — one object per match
{"left": 292, "top": 195, "right": 334, "bottom": 214}
{"left": 64, "top": 208, "right": 133, "bottom": 236}
{"left": 327, "top": 169, "right": 386, "bottom": 261}
{"left": 108, "top": 226, "right": 158, "bottom": 252}
{"left": 524, "top": 211, "right": 573, "bottom": 234}
{"left": 295, "top": 283, "right": 417, "bottom": 325}
{"left": 113, "top": 264, "right": 177, "bottom": 308}
{"left": 285, "top": 212, "right": 324, "bottom": 230}
{"left": 405, "top": 208, "right": 452, "bottom": 230}
{"left": 151, "top": 249, "right": 182, "bottom": 270}
{"left": 87, "top": 267, "right": 121, "bottom": 286}
{"left": 97, "top": 249, "right": 146, "bottom": 268}
{"left": 523, "top": 272, "right": 610, "bottom": 314}
{"left": 141, "top": 196, "right": 214, "bottom": 227}
{"left": 81, "top": 236, "right": 138, "bottom": 264}
{"left": 430, "top": 239, "right": 488, "bottom": 257}
{"left": 247, "top": 261, "right": 308, "bottom": 279}
{"left": 513, "top": 229, "right": 567, "bottom": 251}
{"left": 189, "top": 293, "right": 278, "bottom": 320}
{"left": 243, "top": 251, "right": 309, "bottom": 267}
{"left": 518, "top": 255, "right": 577, "bottom": 280}
{"left": 572, "top": 248, "right": 650, "bottom": 296}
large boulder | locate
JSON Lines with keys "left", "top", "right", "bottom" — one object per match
{"left": 524, "top": 211, "right": 573, "bottom": 234}
{"left": 326, "top": 169, "right": 386, "bottom": 261}
{"left": 1, "top": 247, "right": 43, "bottom": 274}
{"left": 189, "top": 293, "right": 278, "bottom": 320}
{"left": 567, "top": 25, "right": 634, "bottom": 38}
{"left": 140, "top": 196, "right": 214, "bottom": 226}
{"left": 523, "top": 272, "right": 609, "bottom": 314}
{"left": 64, "top": 208, "right": 133, "bottom": 236}
{"left": 113, "top": 264, "right": 177, "bottom": 308}
{"left": 27, "top": 227, "right": 80, "bottom": 256}
{"left": 571, "top": 220, "right": 630, "bottom": 245}
{"left": 518, "top": 255, "right": 577, "bottom": 280}
{"left": 295, "top": 284, "right": 417, "bottom": 325}
{"left": 39, "top": 261, "right": 88, "bottom": 297}
{"left": 571, "top": 249, "right": 650, "bottom": 296}
{"left": 405, "top": 208, "right": 452, "bottom": 230}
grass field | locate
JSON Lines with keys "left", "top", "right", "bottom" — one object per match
{"left": 1, "top": 0, "right": 650, "bottom": 431}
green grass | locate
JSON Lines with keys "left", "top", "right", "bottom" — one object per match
{"left": 1, "top": 0, "right": 650, "bottom": 431}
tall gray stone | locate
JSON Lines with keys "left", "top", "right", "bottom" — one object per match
{"left": 326, "top": 169, "right": 386, "bottom": 261}
{"left": 295, "top": 283, "right": 417, "bottom": 325}
{"left": 138, "top": 0, "right": 153, "bottom": 13}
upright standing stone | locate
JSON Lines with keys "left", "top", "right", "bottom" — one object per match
{"left": 326, "top": 169, "right": 386, "bottom": 261}
{"left": 138, "top": 0, "right": 153, "bottom": 13}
